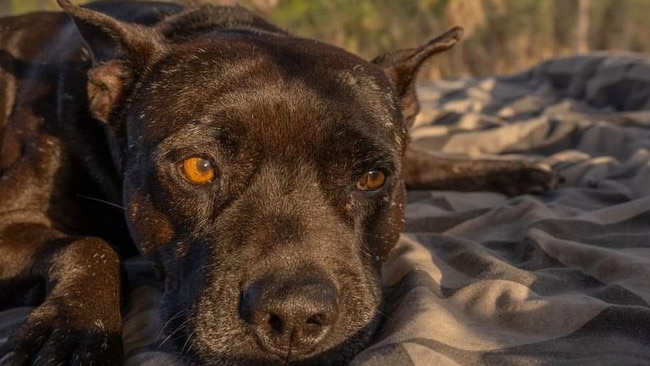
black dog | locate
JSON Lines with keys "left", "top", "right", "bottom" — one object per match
{"left": 0, "top": 1, "right": 556, "bottom": 365}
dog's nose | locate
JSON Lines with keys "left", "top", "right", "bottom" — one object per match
{"left": 241, "top": 277, "right": 338, "bottom": 357}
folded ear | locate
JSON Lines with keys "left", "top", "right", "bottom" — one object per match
{"left": 58, "top": 0, "right": 167, "bottom": 123}
{"left": 372, "top": 27, "right": 463, "bottom": 128}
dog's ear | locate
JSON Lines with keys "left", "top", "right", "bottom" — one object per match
{"left": 58, "top": 0, "right": 166, "bottom": 123}
{"left": 372, "top": 27, "right": 463, "bottom": 128}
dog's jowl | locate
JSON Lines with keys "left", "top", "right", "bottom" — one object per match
{"left": 0, "top": 1, "right": 556, "bottom": 365}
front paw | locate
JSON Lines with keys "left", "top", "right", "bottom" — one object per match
{"left": 492, "top": 162, "right": 561, "bottom": 196}
{"left": 0, "top": 299, "right": 122, "bottom": 366}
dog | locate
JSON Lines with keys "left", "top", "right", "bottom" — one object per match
{"left": 0, "top": 1, "right": 557, "bottom": 365}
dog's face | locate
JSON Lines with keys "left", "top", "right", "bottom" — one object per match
{"left": 61, "top": 2, "right": 460, "bottom": 364}
{"left": 123, "top": 36, "right": 407, "bottom": 364}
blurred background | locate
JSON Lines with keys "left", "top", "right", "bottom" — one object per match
{"left": 2, "top": 0, "right": 649, "bottom": 79}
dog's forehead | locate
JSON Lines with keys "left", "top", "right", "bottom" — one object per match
{"left": 129, "top": 34, "right": 405, "bottom": 148}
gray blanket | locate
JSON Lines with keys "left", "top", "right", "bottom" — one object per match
{"left": 356, "top": 53, "right": 650, "bottom": 366}
{"left": 2, "top": 53, "right": 649, "bottom": 365}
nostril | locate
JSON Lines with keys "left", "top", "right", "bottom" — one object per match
{"left": 247, "top": 310, "right": 285, "bottom": 335}
{"left": 268, "top": 313, "right": 283, "bottom": 334}
{"left": 306, "top": 313, "right": 325, "bottom": 327}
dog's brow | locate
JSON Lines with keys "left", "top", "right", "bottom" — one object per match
{"left": 156, "top": 122, "right": 240, "bottom": 155}
{"left": 356, "top": 151, "right": 396, "bottom": 174}
{"left": 323, "top": 124, "right": 398, "bottom": 175}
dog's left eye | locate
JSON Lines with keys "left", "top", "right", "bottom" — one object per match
{"left": 179, "top": 156, "right": 216, "bottom": 185}
{"left": 356, "top": 170, "right": 386, "bottom": 191}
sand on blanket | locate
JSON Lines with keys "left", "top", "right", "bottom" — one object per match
{"left": 2, "top": 53, "right": 650, "bottom": 366}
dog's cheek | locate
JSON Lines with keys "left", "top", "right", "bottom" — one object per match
{"left": 373, "top": 180, "right": 406, "bottom": 262}
{"left": 123, "top": 181, "right": 175, "bottom": 258}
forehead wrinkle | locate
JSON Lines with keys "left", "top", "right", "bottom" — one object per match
{"left": 151, "top": 126, "right": 216, "bottom": 165}
{"left": 131, "top": 39, "right": 287, "bottom": 139}
{"left": 135, "top": 35, "right": 405, "bottom": 155}
{"left": 161, "top": 36, "right": 333, "bottom": 92}
{"left": 327, "top": 122, "right": 399, "bottom": 172}
{"left": 211, "top": 83, "right": 331, "bottom": 137}
{"left": 159, "top": 123, "right": 222, "bottom": 149}
{"left": 148, "top": 80, "right": 399, "bottom": 171}
{"left": 158, "top": 34, "right": 387, "bottom": 104}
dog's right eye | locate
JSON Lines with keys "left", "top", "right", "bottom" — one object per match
{"left": 179, "top": 156, "right": 217, "bottom": 185}
{"left": 356, "top": 170, "right": 387, "bottom": 191}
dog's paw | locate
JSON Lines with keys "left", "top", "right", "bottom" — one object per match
{"left": 0, "top": 299, "right": 122, "bottom": 366}
{"left": 493, "top": 162, "right": 561, "bottom": 196}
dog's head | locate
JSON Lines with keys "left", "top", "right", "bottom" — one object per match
{"left": 59, "top": 1, "right": 461, "bottom": 364}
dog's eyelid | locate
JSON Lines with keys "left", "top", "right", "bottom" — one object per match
{"left": 357, "top": 163, "right": 394, "bottom": 178}
{"left": 162, "top": 147, "right": 224, "bottom": 168}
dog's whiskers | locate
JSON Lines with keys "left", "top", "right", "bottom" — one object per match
{"left": 159, "top": 317, "right": 192, "bottom": 349}
{"left": 75, "top": 194, "right": 125, "bottom": 210}
{"left": 156, "top": 310, "right": 186, "bottom": 343}
{"left": 182, "top": 330, "right": 197, "bottom": 354}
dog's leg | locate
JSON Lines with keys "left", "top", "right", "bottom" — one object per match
{"left": 403, "top": 145, "right": 558, "bottom": 195}
{"left": 0, "top": 222, "right": 122, "bottom": 365}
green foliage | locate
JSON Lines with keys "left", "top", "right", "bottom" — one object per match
{"left": 6, "top": 0, "right": 92, "bottom": 14}
{"left": 4, "top": 0, "right": 650, "bottom": 77}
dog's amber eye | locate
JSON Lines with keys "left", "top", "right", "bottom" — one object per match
{"left": 357, "top": 170, "right": 386, "bottom": 191}
{"left": 180, "top": 157, "right": 216, "bottom": 185}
